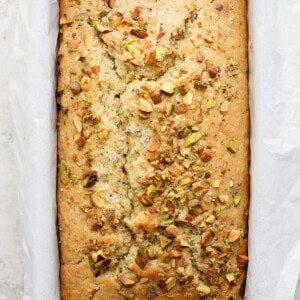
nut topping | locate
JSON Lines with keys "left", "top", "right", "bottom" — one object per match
{"left": 130, "top": 29, "right": 149, "bottom": 39}
{"left": 228, "top": 229, "right": 241, "bottom": 242}
{"left": 138, "top": 98, "right": 153, "bottom": 113}
{"left": 82, "top": 171, "right": 98, "bottom": 188}
{"left": 107, "top": 0, "right": 116, "bottom": 8}
{"left": 119, "top": 273, "right": 137, "bottom": 287}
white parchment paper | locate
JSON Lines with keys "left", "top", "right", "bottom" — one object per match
{"left": 246, "top": 1, "right": 300, "bottom": 300}
{"left": 8, "top": 0, "right": 60, "bottom": 299}
{"left": 6, "top": 0, "right": 300, "bottom": 299}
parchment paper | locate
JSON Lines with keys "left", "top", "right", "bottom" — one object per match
{"left": 246, "top": 1, "right": 300, "bottom": 299}
{"left": 7, "top": 0, "right": 300, "bottom": 299}
{"left": 8, "top": 0, "right": 60, "bottom": 299}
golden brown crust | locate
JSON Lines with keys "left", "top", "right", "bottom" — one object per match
{"left": 57, "top": 0, "right": 249, "bottom": 299}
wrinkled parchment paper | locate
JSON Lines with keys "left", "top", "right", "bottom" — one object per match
{"left": 7, "top": 0, "right": 300, "bottom": 299}
{"left": 9, "top": 0, "right": 60, "bottom": 299}
{"left": 246, "top": 1, "right": 300, "bottom": 300}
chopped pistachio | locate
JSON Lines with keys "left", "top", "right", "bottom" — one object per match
{"left": 166, "top": 102, "right": 173, "bottom": 115}
{"left": 206, "top": 215, "right": 215, "bottom": 224}
{"left": 126, "top": 44, "right": 141, "bottom": 59}
{"left": 156, "top": 47, "right": 169, "bottom": 62}
{"left": 212, "top": 179, "right": 221, "bottom": 188}
{"left": 184, "top": 132, "right": 202, "bottom": 148}
{"left": 228, "top": 229, "right": 241, "bottom": 242}
{"left": 59, "top": 160, "right": 70, "bottom": 185}
{"left": 161, "top": 81, "right": 176, "bottom": 94}
{"left": 233, "top": 193, "right": 241, "bottom": 206}
{"left": 160, "top": 235, "right": 172, "bottom": 248}
{"left": 180, "top": 239, "right": 191, "bottom": 248}
{"left": 180, "top": 177, "right": 191, "bottom": 186}
{"left": 196, "top": 282, "right": 211, "bottom": 295}
{"left": 146, "top": 184, "right": 156, "bottom": 197}
{"left": 225, "top": 273, "right": 235, "bottom": 282}
{"left": 182, "top": 92, "right": 193, "bottom": 105}
{"left": 227, "top": 140, "right": 239, "bottom": 153}
{"left": 73, "top": 116, "right": 82, "bottom": 132}
{"left": 166, "top": 277, "right": 176, "bottom": 291}
{"left": 207, "top": 98, "right": 217, "bottom": 109}
{"left": 218, "top": 194, "right": 229, "bottom": 204}
{"left": 138, "top": 98, "right": 153, "bottom": 113}
{"left": 80, "top": 76, "right": 91, "bottom": 91}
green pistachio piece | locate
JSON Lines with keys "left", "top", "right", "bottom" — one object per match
{"left": 126, "top": 44, "right": 141, "bottom": 58}
{"left": 146, "top": 184, "right": 156, "bottom": 197}
{"left": 156, "top": 47, "right": 169, "bottom": 62}
{"left": 182, "top": 92, "right": 193, "bottom": 105}
{"left": 184, "top": 132, "right": 202, "bottom": 148}
{"left": 227, "top": 140, "right": 239, "bottom": 153}
{"left": 59, "top": 160, "right": 70, "bottom": 185}
{"left": 166, "top": 102, "right": 173, "bottom": 116}
{"left": 233, "top": 193, "right": 241, "bottom": 206}
{"left": 161, "top": 82, "right": 176, "bottom": 94}
{"left": 225, "top": 273, "right": 235, "bottom": 282}
{"left": 207, "top": 98, "right": 216, "bottom": 109}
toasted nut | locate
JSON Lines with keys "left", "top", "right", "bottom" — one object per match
{"left": 175, "top": 104, "right": 187, "bottom": 114}
{"left": 212, "top": 180, "right": 221, "bottom": 188}
{"left": 225, "top": 272, "right": 235, "bottom": 282}
{"left": 156, "top": 47, "right": 170, "bottom": 62}
{"left": 201, "top": 231, "right": 211, "bottom": 247}
{"left": 82, "top": 171, "right": 98, "bottom": 188}
{"left": 194, "top": 80, "right": 208, "bottom": 90}
{"left": 147, "top": 137, "right": 160, "bottom": 152}
{"left": 127, "top": 45, "right": 141, "bottom": 59}
{"left": 180, "top": 177, "right": 191, "bottom": 186}
{"left": 80, "top": 76, "right": 91, "bottom": 92}
{"left": 228, "top": 229, "right": 241, "bottom": 242}
{"left": 207, "top": 98, "right": 216, "bottom": 109}
{"left": 59, "top": 17, "right": 73, "bottom": 25}
{"left": 130, "top": 29, "right": 148, "bottom": 39}
{"left": 165, "top": 225, "right": 178, "bottom": 239}
{"left": 184, "top": 132, "right": 202, "bottom": 148}
{"left": 196, "top": 282, "right": 211, "bottom": 295}
{"left": 165, "top": 277, "right": 176, "bottom": 291}
{"left": 188, "top": 199, "right": 200, "bottom": 209}
{"left": 73, "top": 116, "right": 82, "bottom": 132}
{"left": 227, "top": 140, "right": 239, "bottom": 153}
{"left": 206, "top": 62, "right": 219, "bottom": 78}
{"left": 161, "top": 82, "right": 176, "bottom": 94}
{"left": 69, "top": 81, "right": 81, "bottom": 94}
{"left": 180, "top": 240, "right": 191, "bottom": 248}
{"left": 201, "top": 147, "right": 213, "bottom": 162}
{"left": 107, "top": 0, "right": 115, "bottom": 8}
{"left": 73, "top": 133, "right": 84, "bottom": 146}
{"left": 91, "top": 65, "right": 100, "bottom": 74}
{"left": 59, "top": 160, "right": 70, "bottom": 185}
{"left": 206, "top": 215, "right": 215, "bottom": 224}
{"left": 220, "top": 101, "right": 230, "bottom": 113}
{"left": 150, "top": 89, "right": 162, "bottom": 104}
{"left": 169, "top": 162, "right": 184, "bottom": 176}
{"left": 182, "top": 92, "right": 193, "bottom": 105}
{"left": 132, "top": 6, "right": 142, "bottom": 20}
{"left": 218, "top": 194, "right": 229, "bottom": 204}
{"left": 146, "top": 184, "right": 156, "bottom": 197}
{"left": 160, "top": 235, "right": 172, "bottom": 249}
{"left": 169, "top": 249, "right": 182, "bottom": 258}
{"left": 233, "top": 193, "right": 241, "bottom": 206}
{"left": 119, "top": 273, "right": 137, "bottom": 287}
{"left": 67, "top": 39, "right": 81, "bottom": 50}
{"left": 138, "top": 98, "right": 153, "bottom": 113}
{"left": 237, "top": 254, "right": 249, "bottom": 264}
{"left": 166, "top": 103, "right": 173, "bottom": 115}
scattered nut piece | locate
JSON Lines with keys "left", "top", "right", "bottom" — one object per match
{"left": 91, "top": 65, "right": 100, "bottom": 74}
{"left": 67, "top": 39, "right": 81, "bottom": 50}
{"left": 147, "top": 137, "right": 160, "bottom": 152}
{"left": 212, "top": 180, "right": 221, "bottom": 188}
{"left": 218, "top": 194, "right": 229, "bottom": 204}
{"left": 69, "top": 81, "right": 81, "bottom": 94}
{"left": 182, "top": 92, "right": 193, "bottom": 105}
{"left": 237, "top": 254, "right": 249, "bottom": 264}
{"left": 161, "top": 81, "right": 176, "bottom": 94}
{"left": 80, "top": 76, "right": 91, "bottom": 91}
{"left": 206, "top": 215, "right": 215, "bottom": 224}
{"left": 166, "top": 102, "right": 173, "bottom": 115}
{"left": 233, "top": 193, "right": 241, "bottom": 206}
{"left": 107, "top": 0, "right": 115, "bottom": 8}
{"left": 228, "top": 229, "right": 241, "bottom": 242}
{"left": 227, "top": 140, "right": 239, "bottom": 153}
{"left": 131, "top": 29, "right": 149, "bottom": 39}
{"left": 225, "top": 272, "right": 235, "bottom": 282}
{"left": 169, "top": 249, "right": 182, "bottom": 258}
{"left": 169, "top": 162, "right": 184, "bottom": 176}
{"left": 119, "top": 273, "right": 137, "bottom": 287}
{"left": 73, "top": 116, "right": 82, "bottom": 132}
{"left": 196, "top": 282, "right": 211, "bottom": 295}
{"left": 184, "top": 132, "right": 202, "bottom": 148}
{"left": 160, "top": 235, "right": 172, "bottom": 249}
{"left": 164, "top": 225, "right": 178, "bottom": 239}
{"left": 165, "top": 277, "right": 176, "bottom": 291}
{"left": 82, "top": 171, "right": 98, "bottom": 188}
{"left": 138, "top": 98, "right": 153, "bottom": 113}
{"left": 156, "top": 47, "right": 170, "bottom": 62}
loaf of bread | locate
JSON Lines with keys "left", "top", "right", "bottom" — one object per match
{"left": 57, "top": 0, "right": 249, "bottom": 299}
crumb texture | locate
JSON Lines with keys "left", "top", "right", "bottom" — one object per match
{"left": 57, "top": 0, "right": 249, "bottom": 299}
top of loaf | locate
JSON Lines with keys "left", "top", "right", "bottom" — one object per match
{"left": 57, "top": 0, "right": 249, "bottom": 299}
